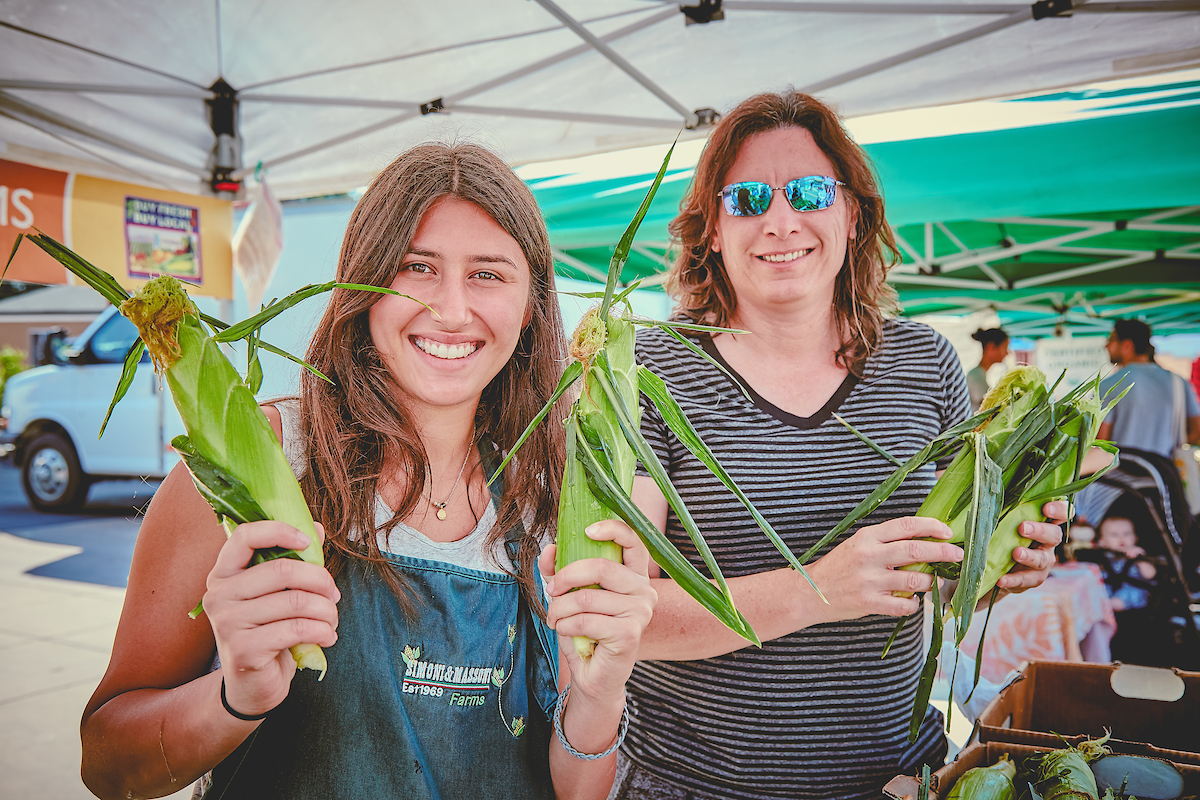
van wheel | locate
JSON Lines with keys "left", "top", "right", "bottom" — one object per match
{"left": 22, "top": 432, "right": 89, "bottom": 512}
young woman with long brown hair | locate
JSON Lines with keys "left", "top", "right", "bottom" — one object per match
{"left": 611, "top": 91, "right": 1066, "bottom": 800}
{"left": 79, "top": 143, "right": 655, "bottom": 799}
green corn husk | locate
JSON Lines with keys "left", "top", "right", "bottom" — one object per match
{"left": 6, "top": 232, "right": 416, "bottom": 680}
{"left": 114, "top": 277, "right": 328, "bottom": 676}
{"left": 946, "top": 754, "right": 1016, "bottom": 800}
{"left": 829, "top": 365, "right": 1125, "bottom": 741}
{"left": 555, "top": 309, "right": 636, "bottom": 658}
{"left": 906, "top": 367, "right": 1106, "bottom": 605}
{"left": 494, "top": 141, "right": 826, "bottom": 657}
{"left": 1034, "top": 734, "right": 1112, "bottom": 800}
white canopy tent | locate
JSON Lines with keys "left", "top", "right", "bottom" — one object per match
{"left": 2, "top": 0, "right": 1198, "bottom": 200}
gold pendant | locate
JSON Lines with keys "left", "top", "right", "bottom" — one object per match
{"left": 436, "top": 507, "right": 448, "bottom": 521}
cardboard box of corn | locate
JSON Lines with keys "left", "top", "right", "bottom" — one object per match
{"left": 884, "top": 661, "right": 1200, "bottom": 800}
{"left": 976, "top": 661, "right": 1200, "bottom": 758}
{"left": 883, "top": 736, "right": 1200, "bottom": 800}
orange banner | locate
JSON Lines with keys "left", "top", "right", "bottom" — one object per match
{"left": 0, "top": 159, "right": 68, "bottom": 285}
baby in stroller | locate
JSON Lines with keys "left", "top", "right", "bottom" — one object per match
{"left": 1094, "top": 515, "right": 1158, "bottom": 612}
{"left": 1075, "top": 446, "right": 1200, "bottom": 668}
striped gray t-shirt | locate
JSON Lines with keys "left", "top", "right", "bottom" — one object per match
{"left": 623, "top": 318, "right": 969, "bottom": 800}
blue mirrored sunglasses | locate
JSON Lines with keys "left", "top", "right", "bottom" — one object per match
{"left": 717, "top": 176, "right": 844, "bottom": 217}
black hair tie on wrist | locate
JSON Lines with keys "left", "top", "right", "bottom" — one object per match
{"left": 220, "top": 678, "right": 272, "bottom": 721}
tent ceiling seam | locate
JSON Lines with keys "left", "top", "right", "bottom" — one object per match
{"left": 0, "top": 90, "right": 206, "bottom": 177}
{"left": 802, "top": 11, "right": 1031, "bottom": 95}
{"left": 888, "top": 273, "right": 997, "bottom": 289}
{"left": 724, "top": 2, "right": 1026, "bottom": 13}
{"left": 231, "top": 7, "right": 677, "bottom": 180}
{"left": 0, "top": 108, "right": 174, "bottom": 189}
{"left": 712, "top": 0, "right": 1200, "bottom": 12}
{"left": 445, "top": 8, "right": 675, "bottom": 106}
{"left": 0, "top": 80, "right": 212, "bottom": 99}
{"left": 936, "top": 221, "right": 972, "bottom": 254}
{"left": 1098, "top": 291, "right": 1200, "bottom": 317}
{"left": 976, "top": 263, "right": 1012, "bottom": 289}
{"left": 1138, "top": 205, "right": 1200, "bottom": 222}
{"left": 232, "top": 109, "right": 420, "bottom": 180}
{"left": 0, "top": 19, "right": 204, "bottom": 90}
{"left": 892, "top": 229, "right": 929, "bottom": 268}
{"left": 936, "top": 224, "right": 1111, "bottom": 271}
{"left": 552, "top": 249, "right": 608, "bottom": 282}
{"left": 237, "top": 93, "right": 682, "bottom": 128}
{"left": 238, "top": 6, "right": 657, "bottom": 92}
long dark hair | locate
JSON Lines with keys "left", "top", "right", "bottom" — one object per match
{"left": 666, "top": 90, "right": 899, "bottom": 375}
{"left": 299, "top": 143, "right": 569, "bottom": 612}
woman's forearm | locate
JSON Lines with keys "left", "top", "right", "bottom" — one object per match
{"left": 548, "top": 686, "right": 625, "bottom": 800}
{"left": 81, "top": 671, "right": 259, "bottom": 799}
{"left": 637, "top": 567, "right": 831, "bottom": 661}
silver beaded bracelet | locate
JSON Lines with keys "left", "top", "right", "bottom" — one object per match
{"left": 552, "top": 683, "right": 629, "bottom": 761}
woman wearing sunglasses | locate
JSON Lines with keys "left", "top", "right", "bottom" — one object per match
{"left": 608, "top": 91, "right": 1066, "bottom": 800}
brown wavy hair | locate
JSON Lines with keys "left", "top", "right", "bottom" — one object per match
{"left": 666, "top": 90, "right": 900, "bottom": 375}
{"left": 298, "top": 143, "right": 568, "bottom": 613}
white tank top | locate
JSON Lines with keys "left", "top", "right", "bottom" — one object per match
{"left": 273, "top": 399, "right": 510, "bottom": 573}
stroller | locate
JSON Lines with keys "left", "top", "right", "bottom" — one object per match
{"left": 1075, "top": 447, "right": 1200, "bottom": 669}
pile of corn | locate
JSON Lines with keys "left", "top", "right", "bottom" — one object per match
{"left": 811, "top": 366, "right": 1124, "bottom": 739}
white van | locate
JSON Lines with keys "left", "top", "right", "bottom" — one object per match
{"left": 0, "top": 305, "right": 183, "bottom": 511}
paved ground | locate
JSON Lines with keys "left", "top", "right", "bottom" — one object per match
{"left": 0, "top": 459, "right": 191, "bottom": 799}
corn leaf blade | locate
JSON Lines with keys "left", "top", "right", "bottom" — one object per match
{"left": 3, "top": 232, "right": 24, "bottom": 281}
{"left": 599, "top": 139, "right": 675, "bottom": 318}
{"left": 98, "top": 339, "right": 146, "bottom": 438}
{"left": 592, "top": 357, "right": 738, "bottom": 612}
{"left": 172, "top": 434, "right": 270, "bottom": 525}
{"left": 17, "top": 231, "right": 131, "bottom": 307}
{"left": 647, "top": 325, "right": 753, "bottom": 402}
{"left": 638, "top": 364, "right": 824, "bottom": 600}
{"left": 487, "top": 360, "right": 584, "bottom": 485}
{"left": 910, "top": 582, "right": 943, "bottom": 742}
{"left": 572, "top": 423, "right": 759, "bottom": 646}
{"left": 199, "top": 312, "right": 333, "bottom": 384}
{"left": 213, "top": 281, "right": 420, "bottom": 343}
{"left": 950, "top": 433, "right": 1003, "bottom": 644}
{"left": 811, "top": 406, "right": 1002, "bottom": 562}
{"left": 833, "top": 412, "right": 905, "bottom": 468}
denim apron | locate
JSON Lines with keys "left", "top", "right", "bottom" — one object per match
{"left": 200, "top": 471, "right": 560, "bottom": 799}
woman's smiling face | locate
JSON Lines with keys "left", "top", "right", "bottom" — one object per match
{"left": 368, "top": 196, "right": 531, "bottom": 417}
{"left": 712, "top": 126, "right": 856, "bottom": 319}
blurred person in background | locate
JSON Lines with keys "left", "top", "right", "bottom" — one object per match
{"left": 1100, "top": 319, "right": 1200, "bottom": 457}
{"left": 967, "top": 327, "right": 1009, "bottom": 411}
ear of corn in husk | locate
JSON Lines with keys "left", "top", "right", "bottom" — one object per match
{"left": 6, "top": 232, "right": 417, "bottom": 679}
{"left": 1033, "top": 734, "right": 1111, "bottom": 800}
{"left": 494, "top": 142, "right": 824, "bottom": 657}
{"left": 946, "top": 754, "right": 1016, "bottom": 800}
{"left": 825, "top": 365, "right": 1125, "bottom": 740}
{"left": 554, "top": 309, "right": 636, "bottom": 658}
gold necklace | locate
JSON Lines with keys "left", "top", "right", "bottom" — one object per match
{"left": 427, "top": 427, "right": 474, "bottom": 521}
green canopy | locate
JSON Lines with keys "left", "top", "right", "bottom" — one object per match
{"left": 532, "top": 98, "right": 1200, "bottom": 336}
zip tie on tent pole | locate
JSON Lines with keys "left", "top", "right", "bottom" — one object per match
{"left": 254, "top": 161, "right": 264, "bottom": 181}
